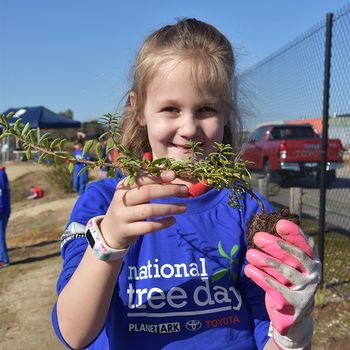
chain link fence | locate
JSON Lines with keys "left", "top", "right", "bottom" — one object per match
{"left": 238, "top": 4, "right": 350, "bottom": 299}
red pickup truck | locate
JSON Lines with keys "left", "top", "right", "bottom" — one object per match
{"left": 241, "top": 124, "right": 344, "bottom": 184}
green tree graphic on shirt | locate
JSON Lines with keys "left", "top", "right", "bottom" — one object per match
{"left": 210, "top": 241, "right": 239, "bottom": 283}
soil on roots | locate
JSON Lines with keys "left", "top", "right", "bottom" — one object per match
{"left": 246, "top": 208, "right": 300, "bottom": 249}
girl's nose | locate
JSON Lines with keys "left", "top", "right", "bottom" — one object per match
{"left": 178, "top": 113, "right": 200, "bottom": 139}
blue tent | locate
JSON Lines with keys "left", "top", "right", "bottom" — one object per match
{"left": 3, "top": 106, "right": 81, "bottom": 129}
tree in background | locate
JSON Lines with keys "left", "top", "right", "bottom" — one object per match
{"left": 59, "top": 109, "right": 74, "bottom": 120}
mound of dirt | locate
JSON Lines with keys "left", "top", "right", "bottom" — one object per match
{"left": 7, "top": 167, "right": 78, "bottom": 255}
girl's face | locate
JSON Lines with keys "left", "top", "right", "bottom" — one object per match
{"left": 139, "top": 60, "right": 227, "bottom": 161}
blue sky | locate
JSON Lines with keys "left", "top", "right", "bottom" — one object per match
{"left": 1, "top": 0, "right": 349, "bottom": 122}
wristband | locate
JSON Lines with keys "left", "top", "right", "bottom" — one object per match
{"left": 85, "top": 215, "right": 129, "bottom": 261}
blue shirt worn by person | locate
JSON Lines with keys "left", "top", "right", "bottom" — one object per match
{"left": 73, "top": 149, "right": 90, "bottom": 173}
{"left": 0, "top": 168, "right": 10, "bottom": 217}
{"left": 52, "top": 177, "right": 274, "bottom": 350}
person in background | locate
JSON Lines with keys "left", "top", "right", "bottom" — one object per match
{"left": 27, "top": 185, "right": 44, "bottom": 200}
{"left": 76, "top": 131, "right": 86, "bottom": 142}
{"left": 0, "top": 165, "right": 11, "bottom": 269}
{"left": 73, "top": 139, "right": 90, "bottom": 195}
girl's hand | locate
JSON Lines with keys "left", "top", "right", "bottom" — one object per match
{"left": 244, "top": 220, "right": 321, "bottom": 349}
{"left": 100, "top": 170, "right": 188, "bottom": 250}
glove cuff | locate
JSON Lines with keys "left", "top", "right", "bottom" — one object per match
{"left": 273, "top": 315, "right": 313, "bottom": 350}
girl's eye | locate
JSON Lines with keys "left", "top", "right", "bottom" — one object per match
{"left": 197, "top": 106, "right": 218, "bottom": 115}
{"left": 200, "top": 106, "right": 216, "bottom": 112}
{"left": 161, "top": 107, "right": 179, "bottom": 113}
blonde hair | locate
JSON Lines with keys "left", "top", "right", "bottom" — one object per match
{"left": 120, "top": 18, "right": 242, "bottom": 157}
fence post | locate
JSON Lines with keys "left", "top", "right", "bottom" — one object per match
{"left": 290, "top": 187, "right": 303, "bottom": 218}
{"left": 318, "top": 12, "right": 334, "bottom": 286}
{"left": 258, "top": 177, "right": 268, "bottom": 199}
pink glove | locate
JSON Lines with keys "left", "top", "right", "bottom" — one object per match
{"left": 244, "top": 219, "right": 321, "bottom": 350}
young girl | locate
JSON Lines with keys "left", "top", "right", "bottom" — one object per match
{"left": 52, "top": 19, "right": 320, "bottom": 350}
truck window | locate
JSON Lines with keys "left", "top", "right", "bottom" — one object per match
{"left": 249, "top": 126, "right": 269, "bottom": 142}
{"left": 258, "top": 126, "right": 268, "bottom": 141}
{"left": 269, "top": 128, "right": 279, "bottom": 140}
{"left": 270, "top": 126, "right": 318, "bottom": 140}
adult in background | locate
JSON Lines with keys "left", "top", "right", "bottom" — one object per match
{"left": 0, "top": 165, "right": 11, "bottom": 268}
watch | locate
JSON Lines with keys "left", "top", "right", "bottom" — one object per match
{"left": 85, "top": 215, "right": 129, "bottom": 261}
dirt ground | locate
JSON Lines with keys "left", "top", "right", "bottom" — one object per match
{"left": 0, "top": 162, "right": 349, "bottom": 350}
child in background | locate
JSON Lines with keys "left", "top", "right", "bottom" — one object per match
{"left": 73, "top": 139, "right": 90, "bottom": 195}
{"left": 0, "top": 166, "right": 11, "bottom": 269}
{"left": 27, "top": 185, "right": 44, "bottom": 200}
{"left": 53, "top": 19, "right": 320, "bottom": 349}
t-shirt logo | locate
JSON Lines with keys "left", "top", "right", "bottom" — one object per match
{"left": 185, "top": 319, "right": 202, "bottom": 332}
{"left": 126, "top": 243, "right": 243, "bottom": 318}
{"left": 211, "top": 241, "right": 239, "bottom": 283}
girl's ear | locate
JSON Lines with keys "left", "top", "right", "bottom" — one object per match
{"left": 129, "top": 91, "right": 146, "bottom": 127}
{"left": 129, "top": 91, "right": 137, "bottom": 109}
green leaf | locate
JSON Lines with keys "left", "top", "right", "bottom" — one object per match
{"left": 29, "top": 129, "right": 37, "bottom": 144}
{"left": 107, "top": 167, "right": 116, "bottom": 178}
{"left": 55, "top": 151, "right": 68, "bottom": 157}
{"left": 38, "top": 132, "right": 51, "bottom": 145}
{"left": 50, "top": 138, "right": 61, "bottom": 149}
{"left": 43, "top": 138, "right": 49, "bottom": 149}
{"left": 59, "top": 139, "right": 67, "bottom": 151}
{"left": 95, "top": 142, "right": 103, "bottom": 159}
{"left": 77, "top": 167, "right": 88, "bottom": 176}
{"left": 38, "top": 153, "right": 47, "bottom": 164}
{"left": 169, "top": 161, "right": 184, "bottom": 171}
{"left": 82, "top": 139, "right": 94, "bottom": 157}
{"left": 107, "top": 138, "right": 114, "bottom": 149}
{"left": 230, "top": 244, "right": 239, "bottom": 258}
{"left": 0, "top": 116, "right": 9, "bottom": 128}
{"left": 68, "top": 162, "right": 75, "bottom": 174}
{"left": 106, "top": 145, "right": 115, "bottom": 155}
{"left": 0, "top": 132, "right": 12, "bottom": 140}
{"left": 218, "top": 241, "right": 230, "bottom": 259}
{"left": 21, "top": 122, "right": 30, "bottom": 137}
{"left": 152, "top": 157, "right": 167, "bottom": 165}
{"left": 13, "top": 119, "right": 23, "bottom": 133}
{"left": 98, "top": 132, "right": 109, "bottom": 140}
{"left": 26, "top": 148, "right": 31, "bottom": 160}
{"left": 117, "top": 144, "right": 129, "bottom": 154}
{"left": 6, "top": 112, "right": 15, "bottom": 120}
{"left": 210, "top": 268, "right": 228, "bottom": 283}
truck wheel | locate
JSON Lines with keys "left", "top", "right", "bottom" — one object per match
{"left": 263, "top": 160, "right": 271, "bottom": 181}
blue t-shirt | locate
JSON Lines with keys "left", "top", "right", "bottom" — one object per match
{"left": 0, "top": 168, "right": 10, "bottom": 217}
{"left": 52, "top": 177, "right": 274, "bottom": 350}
